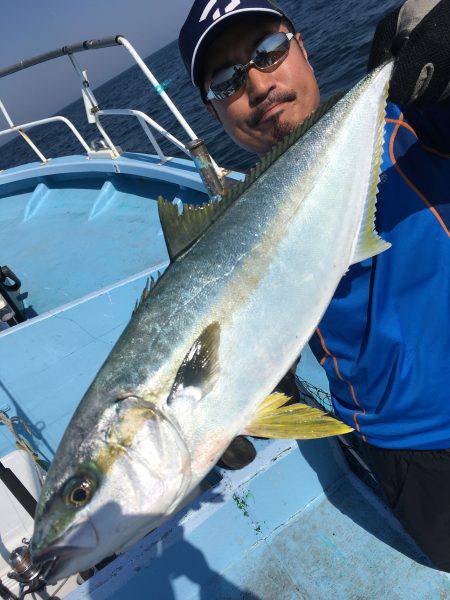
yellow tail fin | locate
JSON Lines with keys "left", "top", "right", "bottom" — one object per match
{"left": 245, "top": 392, "right": 353, "bottom": 439}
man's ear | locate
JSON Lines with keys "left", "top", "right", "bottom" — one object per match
{"left": 295, "top": 32, "right": 314, "bottom": 70}
{"left": 206, "top": 102, "right": 221, "bottom": 122}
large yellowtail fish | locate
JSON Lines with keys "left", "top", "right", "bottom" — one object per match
{"left": 30, "top": 62, "right": 392, "bottom": 580}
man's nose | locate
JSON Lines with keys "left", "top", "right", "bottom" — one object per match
{"left": 246, "top": 66, "right": 275, "bottom": 106}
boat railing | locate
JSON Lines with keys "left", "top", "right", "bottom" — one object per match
{"left": 0, "top": 36, "right": 224, "bottom": 196}
{"left": 97, "top": 109, "right": 190, "bottom": 160}
{"left": 0, "top": 109, "right": 91, "bottom": 164}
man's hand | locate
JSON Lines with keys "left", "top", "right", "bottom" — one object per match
{"left": 368, "top": 0, "right": 450, "bottom": 107}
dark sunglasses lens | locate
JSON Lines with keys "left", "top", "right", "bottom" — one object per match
{"left": 253, "top": 32, "right": 290, "bottom": 70}
{"left": 210, "top": 66, "right": 246, "bottom": 99}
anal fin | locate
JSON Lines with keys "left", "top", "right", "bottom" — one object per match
{"left": 132, "top": 272, "right": 161, "bottom": 316}
{"left": 245, "top": 392, "right": 353, "bottom": 439}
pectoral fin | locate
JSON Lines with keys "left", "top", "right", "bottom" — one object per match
{"left": 168, "top": 322, "right": 221, "bottom": 405}
{"left": 245, "top": 392, "right": 353, "bottom": 439}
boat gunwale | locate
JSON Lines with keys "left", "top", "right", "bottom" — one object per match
{"left": 0, "top": 262, "right": 169, "bottom": 340}
{"left": 0, "top": 153, "right": 208, "bottom": 194}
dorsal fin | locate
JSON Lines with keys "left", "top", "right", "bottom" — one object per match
{"left": 132, "top": 272, "right": 161, "bottom": 316}
{"left": 158, "top": 195, "right": 234, "bottom": 261}
{"left": 158, "top": 93, "right": 344, "bottom": 262}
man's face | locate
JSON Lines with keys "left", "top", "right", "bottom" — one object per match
{"left": 201, "top": 15, "right": 320, "bottom": 156}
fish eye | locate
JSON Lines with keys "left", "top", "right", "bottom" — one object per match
{"left": 64, "top": 476, "right": 96, "bottom": 508}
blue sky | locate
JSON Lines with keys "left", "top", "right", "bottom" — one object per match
{"left": 0, "top": 0, "right": 194, "bottom": 127}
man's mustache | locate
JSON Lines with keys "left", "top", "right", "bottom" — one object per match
{"left": 248, "top": 91, "right": 297, "bottom": 127}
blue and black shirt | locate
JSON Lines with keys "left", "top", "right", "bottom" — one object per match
{"left": 309, "top": 101, "right": 450, "bottom": 450}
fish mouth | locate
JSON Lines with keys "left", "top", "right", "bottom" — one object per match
{"left": 31, "top": 517, "right": 98, "bottom": 581}
{"left": 41, "top": 554, "right": 88, "bottom": 584}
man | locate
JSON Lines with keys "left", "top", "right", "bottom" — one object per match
{"left": 178, "top": 0, "right": 450, "bottom": 572}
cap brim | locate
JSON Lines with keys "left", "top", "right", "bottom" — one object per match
{"left": 191, "top": 7, "right": 284, "bottom": 87}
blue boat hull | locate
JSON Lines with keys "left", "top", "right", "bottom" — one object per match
{"left": 0, "top": 153, "right": 448, "bottom": 599}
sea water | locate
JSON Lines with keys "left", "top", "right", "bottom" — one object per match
{"left": 0, "top": 0, "right": 400, "bottom": 173}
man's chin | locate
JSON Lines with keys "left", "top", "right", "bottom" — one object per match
{"left": 272, "top": 117, "right": 297, "bottom": 142}
{"left": 257, "top": 116, "right": 297, "bottom": 154}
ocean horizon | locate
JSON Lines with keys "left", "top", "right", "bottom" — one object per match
{"left": 0, "top": 0, "right": 399, "bottom": 173}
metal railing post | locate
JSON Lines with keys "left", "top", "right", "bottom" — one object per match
{"left": 137, "top": 116, "right": 165, "bottom": 161}
{"left": 117, "top": 37, "right": 197, "bottom": 142}
{"left": 187, "top": 139, "right": 224, "bottom": 197}
{"left": 114, "top": 38, "right": 223, "bottom": 181}
{"left": 93, "top": 115, "right": 120, "bottom": 158}
{"left": 67, "top": 54, "right": 99, "bottom": 114}
{"left": 67, "top": 54, "right": 119, "bottom": 157}
{"left": 0, "top": 116, "right": 91, "bottom": 155}
{"left": 0, "top": 100, "right": 47, "bottom": 163}
{"left": 97, "top": 109, "right": 190, "bottom": 156}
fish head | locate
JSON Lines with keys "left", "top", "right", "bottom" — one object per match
{"left": 30, "top": 392, "right": 191, "bottom": 582}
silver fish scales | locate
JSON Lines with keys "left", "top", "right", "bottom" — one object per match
{"left": 30, "top": 62, "right": 392, "bottom": 581}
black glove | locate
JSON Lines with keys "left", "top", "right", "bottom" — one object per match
{"left": 217, "top": 436, "right": 256, "bottom": 470}
{"left": 368, "top": 0, "right": 450, "bottom": 107}
{"left": 217, "top": 369, "right": 300, "bottom": 470}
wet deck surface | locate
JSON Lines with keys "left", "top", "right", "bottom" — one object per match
{"left": 1, "top": 157, "right": 448, "bottom": 599}
{"left": 69, "top": 439, "right": 450, "bottom": 600}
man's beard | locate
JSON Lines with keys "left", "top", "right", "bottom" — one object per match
{"left": 248, "top": 90, "right": 297, "bottom": 128}
{"left": 247, "top": 90, "right": 298, "bottom": 145}
{"left": 271, "top": 112, "right": 297, "bottom": 142}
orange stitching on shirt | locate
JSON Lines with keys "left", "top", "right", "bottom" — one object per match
{"left": 386, "top": 118, "right": 417, "bottom": 137}
{"left": 386, "top": 117, "right": 450, "bottom": 159}
{"left": 315, "top": 328, "right": 366, "bottom": 441}
{"left": 389, "top": 114, "right": 450, "bottom": 237}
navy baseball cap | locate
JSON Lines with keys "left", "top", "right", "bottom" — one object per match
{"left": 179, "top": 0, "right": 293, "bottom": 88}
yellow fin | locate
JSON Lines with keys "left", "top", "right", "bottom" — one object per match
{"left": 158, "top": 195, "right": 233, "bottom": 261}
{"left": 350, "top": 77, "right": 391, "bottom": 265}
{"left": 246, "top": 392, "right": 353, "bottom": 439}
{"left": 132, "top": 272, "right": 161, "bottom": 316}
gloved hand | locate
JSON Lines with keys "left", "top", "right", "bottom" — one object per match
{"left": 217, "top": 369, "right": 301, "bottom": 470}
{"left": 368, "top": 0, "right": 450, "bottom": 107}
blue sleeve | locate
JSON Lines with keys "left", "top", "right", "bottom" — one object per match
{"left": 404, "top": 103, "right": 450, "bottom": 153}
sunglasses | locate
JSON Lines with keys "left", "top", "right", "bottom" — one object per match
{"left": 206, "top": 31, "right": 294, "bottom": 101}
